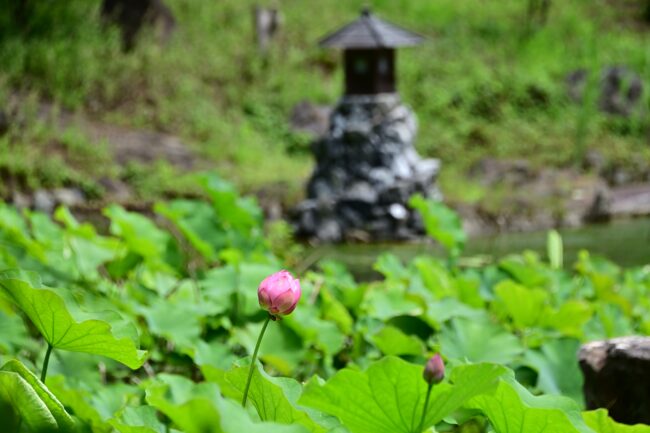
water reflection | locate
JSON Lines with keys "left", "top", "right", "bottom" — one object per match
{"left": 312, "top": 217, "right": 650, "bottom": 279}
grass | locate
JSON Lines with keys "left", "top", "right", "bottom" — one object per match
{"left": 1, "top": 0, "right": 650, "bottom": 205}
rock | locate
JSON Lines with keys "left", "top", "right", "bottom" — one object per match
{"left": 307, "top": 178, "right": 335, "bottom": 201}
{"left": 379, "top": 183, "right": 414, "bottom": 205}
{"left": 265, "top": 200, "right": 283, "bottom": 221}
{"left": 32, "top": 188, "right": 86, "bottom": 212}
{"left": 391, "top": 156, "right": 412, "bottom": 180}
{"left": 52, "top": 188, "right": 85, "bottom": 207}
{"left": 388, "top": 203, "right": 408, "bottom": 220}
{"left": 337, "top": 200, "right": 374, "bottom": 222}
{"left": 101, "top": 0, "right": 176, "bottom": 50}
{"left": 470, "top": 158, "right": 534, "bottom": 187}
{"left": 580, "top": 337, "right": 650, "bottom": 424}
{"left": 387, "top": 104, "right": 411, "bottom": 123}
{"left": 344, "top": 182, "right": 378, "bottom": 203}
{"left": 456, "top": 204, "right": 491, "bottom": 237}
{"left": 343, "top": 117, "right": 374, "bottom": 140}
{"left": 107, "top": 129, "right": 195, "bottom": 169}
{"left": 367, "top": 218, "right": 392, "bottom": 237}
{"left": 98, "top": 177, "right": 132, "bottom": 202}
{"left": 253, "top": 6, "right": 282, "bottom": 54}
{"left": 600, "top": 66, "right": 643, "bottom": 116}
{"left": 38, "top": 102, "right": 197, "bottom": 171}
{"left": 345, "top": 228, "right": 372, "bottom": 242}
{"left": 566, "top": 69, "right": 588, "bottom": 103}
{"left": 316, "top": 219, "right": 342, "bottom": 242}
{"left": 338, "top": 205, "right": 364, "bottom": 228}
{"left": 467, "top": 160, "right": 615, "bottom": 233}
{"left": 584, "top": 188, "right": 611, "bottom": 223}
{"left": 566, "top": 66, "right": 644, "bottom": 117}
{"left": 609, "top": 167, "right": 633, "bottom": 186}
{"left": 289, "top": 101, "right": 331, "bottom": 138}
{"left": 33, "top": 190, "right": 55, "bottom": 213}
{"left": 580, "top": 182, "right": 650, "bottom": 221}
{"left": 295, "top": 200, "right": 318, "bottom": 235}
{"left": 583, "top": 149, "right": 605, "bottom": 174}
{"left": 414, "top": 159, "right": 441, "bottom": 184}
{"left": 608, "top": 183, "right": 650, "bottom": 217}
{"left": 387, "top": 118, "right": 416, "bottom": 144}
{"left": 564, "top": 177, "right": 610, "bottom": 226}
{"left": 254, "top": 184, "right": 288, "bottom": 221}
{"left": 367, "top": 168, "right": 394, "bottom": 188}
{"left": 11, "top": 191, "right": 31, "bottom": 210}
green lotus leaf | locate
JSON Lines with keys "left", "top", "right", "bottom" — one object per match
{"left": 0, "top": 271, "right": 146, "bottom": 369}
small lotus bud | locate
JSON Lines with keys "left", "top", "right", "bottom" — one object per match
{"left": 258, "top": 270, "right": 301, "bottom": 317}
{"left": 423, "top": 354, "right": 445, "bottom": 385}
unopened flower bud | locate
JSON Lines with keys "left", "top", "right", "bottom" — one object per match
{"left": 423, "top": 354, "right": 445, "bottom": 385}
{"left": 258, "top": 270, "right": 301, "bottom": 317}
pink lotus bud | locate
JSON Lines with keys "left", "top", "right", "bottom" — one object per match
{"left": 258, "top": 270, "right": 301, "bottom": 317}
{"left": 423, "top": 354, "right": 445, "bottom": 385}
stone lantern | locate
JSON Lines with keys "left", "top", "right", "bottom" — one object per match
{"left": 295, "top": 8, "right": 440, "bottom": 242}
{"left": 319, "top": 7, "right": 423, "bottom": 95}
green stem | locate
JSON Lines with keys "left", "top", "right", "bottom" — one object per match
{"left": 242, "top": 315, "right": 272, "bottom": 407}
{"left": 41, "top": 344, "right": 53, "bottom": 383}
{"left": 417, "top": 382, "right": 434, "bottom": 433}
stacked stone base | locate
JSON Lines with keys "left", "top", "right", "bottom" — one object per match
{"left": 294, "top": 93, "right": 440, "bottom": 242}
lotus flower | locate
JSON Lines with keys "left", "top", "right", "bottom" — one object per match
{"left": 423, "top": 354, "right": 445, "bottom": 385}
{"left": 257, "top": 270, "right": 301, "bottom": 316}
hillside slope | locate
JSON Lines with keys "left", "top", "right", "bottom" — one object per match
{"left": 1, "top": 0, "right": 650, "bottom": 211}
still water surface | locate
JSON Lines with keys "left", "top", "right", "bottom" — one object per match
{"left": 312, "top": 217, "right": 650, "bottom": 278}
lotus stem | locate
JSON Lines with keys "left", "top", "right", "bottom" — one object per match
{"left": 41, "top": 344, "right": 53, "bottom": 382}
{"left": 242, "top": 315, "right": 272, "bottom": 407}
{"left": 417, "top": 382, "right": 433, "bottom": 433}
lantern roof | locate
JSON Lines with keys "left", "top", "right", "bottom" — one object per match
{"left": 319, "top": 7, "right": 424, "bottom": 49}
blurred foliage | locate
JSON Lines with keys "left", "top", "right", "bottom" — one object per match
{"left": 0, "top": 183, "right": 649, "bottom": 430}
{"left": 1, "top": 1, "right": 650, "bottom": 201}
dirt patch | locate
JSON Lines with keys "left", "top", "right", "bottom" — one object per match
{"left": 38, "top": 103, "right": 197, "bottom": 171}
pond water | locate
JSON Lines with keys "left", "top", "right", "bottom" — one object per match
{"left": 311, "top": 217, "right": 650, "bottom": 279}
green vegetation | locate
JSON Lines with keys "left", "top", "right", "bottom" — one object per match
{"left": 3, "top": 4, "right": 650, "bottom": 430}
{"left": 2, "top": 0, "right": 650, "bottom": 203}
{"left": 1, "top": 179, "right": 650, "bottom": 431}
